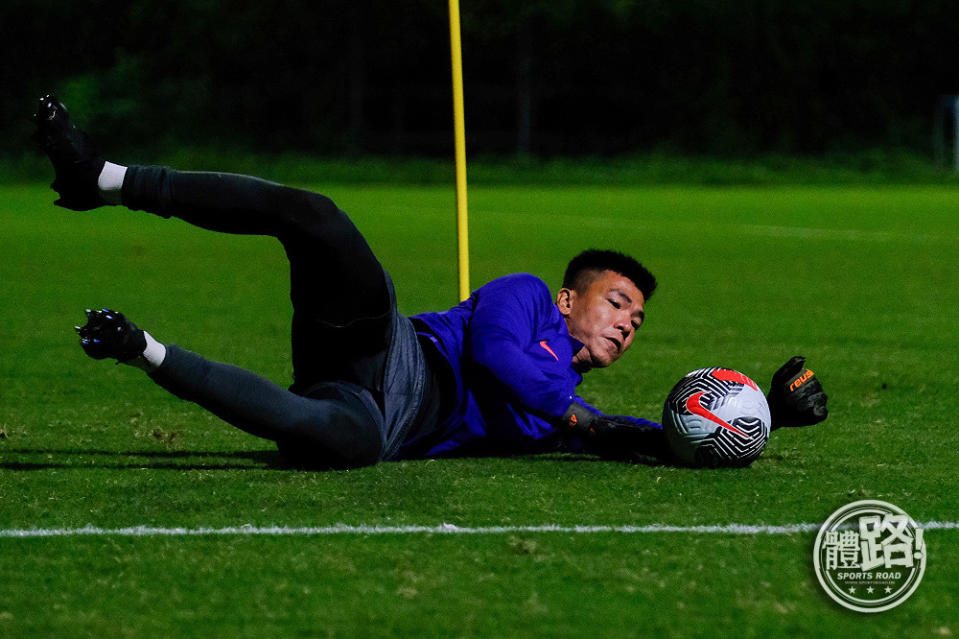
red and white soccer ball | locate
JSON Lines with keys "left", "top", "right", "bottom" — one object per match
{"left": 662, "top": 367, "right": 771, "bottom": 468}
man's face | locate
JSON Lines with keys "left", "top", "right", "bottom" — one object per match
{"left": 556, "top": 269, "right": 646, "bottom": 370}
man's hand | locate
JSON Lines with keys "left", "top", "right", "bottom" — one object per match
{"left": 561, "top": 402, "right": 627, "bottom": 436}
{"left": 560, "top": 403, "right": 672, "bottom": 464}
{"left": 766, "top": 356, "right": 828, "bottom": 429}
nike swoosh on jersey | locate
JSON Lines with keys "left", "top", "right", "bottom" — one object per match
{"left": 539, "top": 340, "right": 559, "bottom": 361}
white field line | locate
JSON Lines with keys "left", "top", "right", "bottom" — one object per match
{"left": 2, "top": 521, "right": 958, "bottom": 539}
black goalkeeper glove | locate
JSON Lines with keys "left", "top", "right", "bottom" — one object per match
{"left": 75, "top": 308, "right": 146, "bottom": 363}
{"left": 560, "top": 403, "right": 672, "bottom": 464}
{"left": 561, "top": 402, "right": 631, "bottom": 436}
{"left": 766, "top": 356, "right": 828, "bottom": 430}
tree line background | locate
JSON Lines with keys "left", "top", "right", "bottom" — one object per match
{"left": 3, "top": 0, "right": 958, "bottom": 160}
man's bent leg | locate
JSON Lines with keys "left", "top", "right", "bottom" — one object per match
{"left": 151, "top": 345, "right": 386, "bottom": 469}
{"left": 35, "top": 100, "right": 389, "bottom": 333}
{"left": 120, "top": 166, "right": 393, "bottom": 390}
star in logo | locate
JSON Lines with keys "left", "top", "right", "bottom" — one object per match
{"left": 866, "top": 587, "right": 874, "bottom": 594}
{"left": 848, "top": 586, "right": 856, "bottom": 594}
{"left": 884, "top": 586, "right": 893, "bottom": 594}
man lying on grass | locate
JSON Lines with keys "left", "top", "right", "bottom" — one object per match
{"left": 33, "top": 95, "right": 828, "bottom": 469}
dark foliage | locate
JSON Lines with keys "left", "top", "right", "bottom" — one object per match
{"left": 4, "top": 0, "right": 958, "bottom": 157}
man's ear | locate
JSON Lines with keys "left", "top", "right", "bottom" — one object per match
{"left": 556, "top": 287, "right": 575, "bottom": 317}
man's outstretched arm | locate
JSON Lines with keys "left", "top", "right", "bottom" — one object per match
{"left": 466, "top": 274, "right": 669, "bottom": 460}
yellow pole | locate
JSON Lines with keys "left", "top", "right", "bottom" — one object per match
{"left": 449, "top": 0, "right": 470, "bottom": 301}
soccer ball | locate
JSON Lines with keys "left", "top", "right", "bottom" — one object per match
{"left": 661, "top": 367, "right": 771, "bottom": 468}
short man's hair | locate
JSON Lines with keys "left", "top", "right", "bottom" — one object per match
{"left": 563, "top": 249, "right": 657, "bottom": 301}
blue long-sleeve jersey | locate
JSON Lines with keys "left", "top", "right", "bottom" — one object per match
{"left": 399, "top": 273, "right": 660, "bottom": 458}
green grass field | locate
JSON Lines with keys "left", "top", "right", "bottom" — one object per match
{"left": 1, "top": 181, "right": 957, "bottom": 637}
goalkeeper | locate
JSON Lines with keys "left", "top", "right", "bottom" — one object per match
{"left": 34, "top": 95, "right": 828, "bottom": 469}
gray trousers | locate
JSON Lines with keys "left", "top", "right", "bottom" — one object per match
{"left": 123, "top": 166, "right": 441, "bottom": 468}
